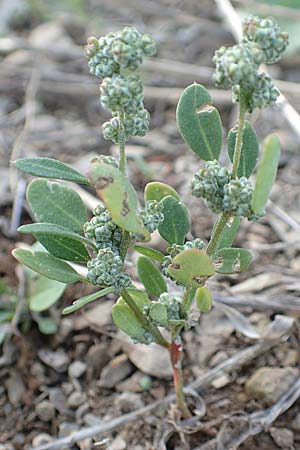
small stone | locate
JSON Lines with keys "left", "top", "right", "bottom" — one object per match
{"left": 116, "top": 372, "right": 151, "bottom": 393}
{"left": 32, "top": 433, "right": 54, "bottom": 447}
{"left": 83, "top": 413, "right": 102, "bottom": 426}
{"left": 67, "top": 391, "right": 86, "bottom": 408}
{"left": 35, "top": 400, "right": 55, "bottom": 421}
{"left": 282, "top": 349, "right": 298, "bottom": 367}
{"left": 59, "top": 422, "right": 78, "bottom": 437}
{"left": 61, "top": 382, "right": 74, "bottom": 396}
{"left": 38, "top": 349, "right": 70, "bottom": 372}
{"left": 291, "top": 412, "right": 300, "bottom": 430}
{"left": 246, "top": 367, "right": 299, "bottom": 406}
{"left": 5, "top": 370, "right": 25, "bottom": 406}
{"left": 86, "top": 343, "right": 110, "bottom": 375}
{"left": 98, "top": 354, "right": 133, "bottom": 388}
{"left": 209, "top": 351, "right": 228, "bottom": 367}
{"left": 212, "top": 374, "right": 231, "bottom": 389}
{"left": 270, "top": 427, "right": 294, "bottom": 448}
{"left": 109, "top": 436, "right": 127, "bottom": 450}
{"left": 68, "top": 361, "right": 87, "bottom": 378}
{"left": 114, "top": 392, "right": 144, "bottom": 412}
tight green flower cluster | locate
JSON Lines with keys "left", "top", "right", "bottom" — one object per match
{"left": 213, "top": 16, "right": 287, "bottom": 112}
{"left": 139, "top": 200, "right": 164, "bottom": 233}
{"left": 191, "top": 161, "right": 259, "bottom": 219}
{"left": 84, "top": 205, "right": 131, "bottom": 292}
{"left": 162, "top": 239, "right": 206, "bottom": 279}
{"left": 85, "top": 27, "right": 156, "bottom": 143}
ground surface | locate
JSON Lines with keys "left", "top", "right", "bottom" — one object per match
{"left": 1, "top": 1, "right": 300, "bottom": 449}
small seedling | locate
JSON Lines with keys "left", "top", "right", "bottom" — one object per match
{"left": 12, "top": 18, "right": 288, "bottom": 418}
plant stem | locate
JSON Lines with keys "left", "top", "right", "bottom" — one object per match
{"left": 120, "top": 289, "right": 169, "bottom": 348}
{"left": 169, "top": 337, "right": 191, "bottom": 418}
{"left": 231, "top": 92, "right": 247, "bottom": 179}
{"left": 206, "top": 212, "right": 231, "bottom": 256}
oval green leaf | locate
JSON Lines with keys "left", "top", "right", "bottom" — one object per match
{"left": 176, "top": 83, "right": 222, "bottom": 161}
{"left": 144, "top": 182, "right": 180, "bottom": 203}
{"left": 158, "top": 196, "right": 190, "bottom": 245}
{"left": 27, "top": 179, "right": 88, "bottom": 233}
{"left": 149, "top": 303, "right": 168, "bottom": 327}
{"left": 62, "top": 286, "right": 115, "bottom": 315}
{"left": 12, "top": 249, "right": 82, "bottom": 283}
{"left": 112, "top": 290, "right": 151, "bottom": 343}
{"left": 137, "top": 256, "right": 167, "bottom": 297}
{"left": 88, "top": 159, "right": 149, "bottom": 240}
{"left": 252, "top": 134, "right": 281, "bottom": 215}
{"left": 29, "top": 276, "right": 66, "bottom": 312}
{"left": 14, "top": 157, "right": 90, "bottom": 185}
{"left": 213, "top": 247, "right": 253, "bottom": 274}
{"left": 228, "top": 121, "right": 259, "bottom": 178}
{"left": 168, "top": 248, "right": 215, "bottom": 288}
{"left": 18, "top": 223, "right": 93, "bottom": 262}
{"left": 133, "top": 245, "right": 165, "bottom": 262}
{"left": 195, "top": 286, "right": 213, "bottom": 312}
{"left": 36, "top": 317, "right": 58, "bottom": 335}
{"left": 214, "top": 216, "right": 240, "bottom": 254}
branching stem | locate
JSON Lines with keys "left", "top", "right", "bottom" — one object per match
{"left": 169, "top": 337, "right": 191, "bottom": 418}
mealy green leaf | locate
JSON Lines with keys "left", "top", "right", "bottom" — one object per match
{"left": 149, "top": 303, "right": 168, "bottom": 327}
{"left": 62, "top": 286, "right": 115, "bottom": 314}
{"left": 36, "top": 316, "right": 58, "bottom": 334}
{"left": 29, "top": 276, "right": 66, "bottom": 312}
{"left": 176, "top": 83, "right": 222, "bottom": 161}
{"left": 144, "top": 182, "right": 180, "bottom": 203}
{"left": 27, "top": 179, "right": 87, "bottom": 233}
{"left": 214, "top": 216, "right": 240, "bottom": 253}
{"left": 12, "top": 249, "right": 82, "bottom": 283}
{"left": 228, "top": 120, "right": 259, "bottom": 178}
{"left": 88, "top": 160, "right": 149, "bottom": 240}
{"left": 214, "top": 247, "right": 253, "bottom": 274}
{"left": 252, "top": 134, "right": 281, "bottom": 215}
{"left": 18, "top": 223, "right": 92, "bottom": 262}
{"left": 168, "top": 248, "right": 215, "bottom": 288}
{"left": 195, "top": 286, "right": 213, "bottom": 312}
{"left": 158, "top": 196, "right": 190, "bottom": 245}
{"left": 133, "top": 245, "right": 165, "bottom": 262}
{"left": 14, "top": 157, "right": 90, "bottom": 185}
{"left": 112, "top": 289, "right": 151, "bottom": 343}
{"left": 137, "top": 256, "right": 167, "bottom": 297}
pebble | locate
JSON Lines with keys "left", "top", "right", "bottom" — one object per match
{"left": 68, "top": 361, "right": 87, "bottom": 378}
{"left": 83, "top": 413, "right": 102, "bottom": 426}
{"left": 245, "top": 367, "right": 299, "bottom": 406}
{"left": 291, "top": 412, "right": 300, "bottom": 430}
{"left": 5, "top": 370, "right": 25, "bottom": 406}
{"left": 35, "top": 400, "right": 55, "bottom": 421}
{"left": 212, "top": 374, "right": 231, "bottom": 389}
{"left": 86, "top": 343, "right": 110, "bottom": 375}
{"left": 270, "top": 427, "right": 294, "bottom": 448}
{"left": 98, "top": 354, "right": 133, "bottom": 388}
{"left": 209, "top": 350, "right": 228, "bottom": 367}
{"left": 38, "top": 349, "right": 70, "bottom": 372}
{"left": 67, "top": 391, "right": 86, "bottom": 408}
{"left": 116, "top": 372, "right": 151, "bottom": 393}
{"left": 32, "top": 433, "right": 54, "bottom": 447}
{"left": 114, "top": 392, "right": 144, "bottom": 412}
{"left": 109, "top": 436, "right": 127, "bottom": 450}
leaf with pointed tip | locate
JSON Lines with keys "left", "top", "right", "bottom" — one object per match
{"left": 195, "top": 286, "right": 213, "bottom": 312}
{"left": 168, "top": 249, "right": 215, "bottom": 288}
{"left": 176, "top": 83, "right": 222, "bottom": 161}
{"left": 88, "top": 160, "right": 149, "bottom": 240}
{"left": 27, "top": 179, "right": 87, "bottom": 233}
{"left": 62, "top": 286, "right": 115, "bottom": 314}
{"left": 112, "top": 290, "right": 151, "bottom": 343}
{"left": 36, "top": 316, "right": 58, "bottom": 335}
{"left": 12, "top": 249, "right": 82, "bottom": 283}
{"left": 149, "top": 303, "right": 168, "bottom": 327}
{"left": 14, "top": 157, "right": 90, "bottom": 184}
{"left": 18, "top": 223, "right": 93, "bottom": 262}
{"left": 144, "top": 182, "right": 180, "bottom": 203}
{"left": 252, "top": 134, "right": 281, "bottom": 215}
{"left": 228, "top": 121, "right": 259, "bottom": 178}
{"left": 133, "top": 245, "right": 165, "bottom": 262}
{"left": 29, "top": 276, "right": 66, "bottom": 312}
{"left": 158, "top": 196, "right": 190, "bottom": 245}
{"left": 214, "top": 216, "right": 240, "bottom": 254}
{"left": 213, "top": 247, "right": 253, "bottom": 274}
{"left": 137, "top": 256, "right": 167, "bottom": 297}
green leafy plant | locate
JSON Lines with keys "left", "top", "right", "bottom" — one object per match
{"left": 12, "top": 18, "right": 287, "bottom": 418}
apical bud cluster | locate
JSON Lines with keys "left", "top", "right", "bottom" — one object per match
{"left": 139, "top": 200, "right": 164, "bottom": 233}
{"left": 213, "top": 16, "right": 287, "bottom": 112}
{"left": 162, "top": 239, "right": 206, "bottom": 279}
{"left": 191, "top": 161, "right": 259, "bottom": 219}
{"left": 157, "top": 293, "right": 183, "bottom": 321}
{"left": 191, "top": 160, "right": 230, "bottom": 214}
{"left": 85, "top": 27, "right": 156, "bottom": 143}
{"left": 84, "top": 205, "right": 131, "bottom": 291}
{"left": 243, "top": 16, "right": 289, "bottom": 64}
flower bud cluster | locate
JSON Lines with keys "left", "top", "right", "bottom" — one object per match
{"left": 84, "top": 205, "right": 131, "bottom": 291}
{"left": 86, "top": 27, "right": 156, "bottom": 143}
{"left": 243, "top": 16, "right": 289, "bottom": 64}
{"left": 162, "top": 239, "right": 206, "bottom": 279}
{"left": 139, "top": 200, "right": 164, "bottom": 233}
{"left": 158, "top": 293, "right": 183, "bottom": 322}
{"left": 191, "top": 160, "right": 230, "bottom": 214}
{"left": 213, "top": 16, "right": 287, "bottom": 112}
